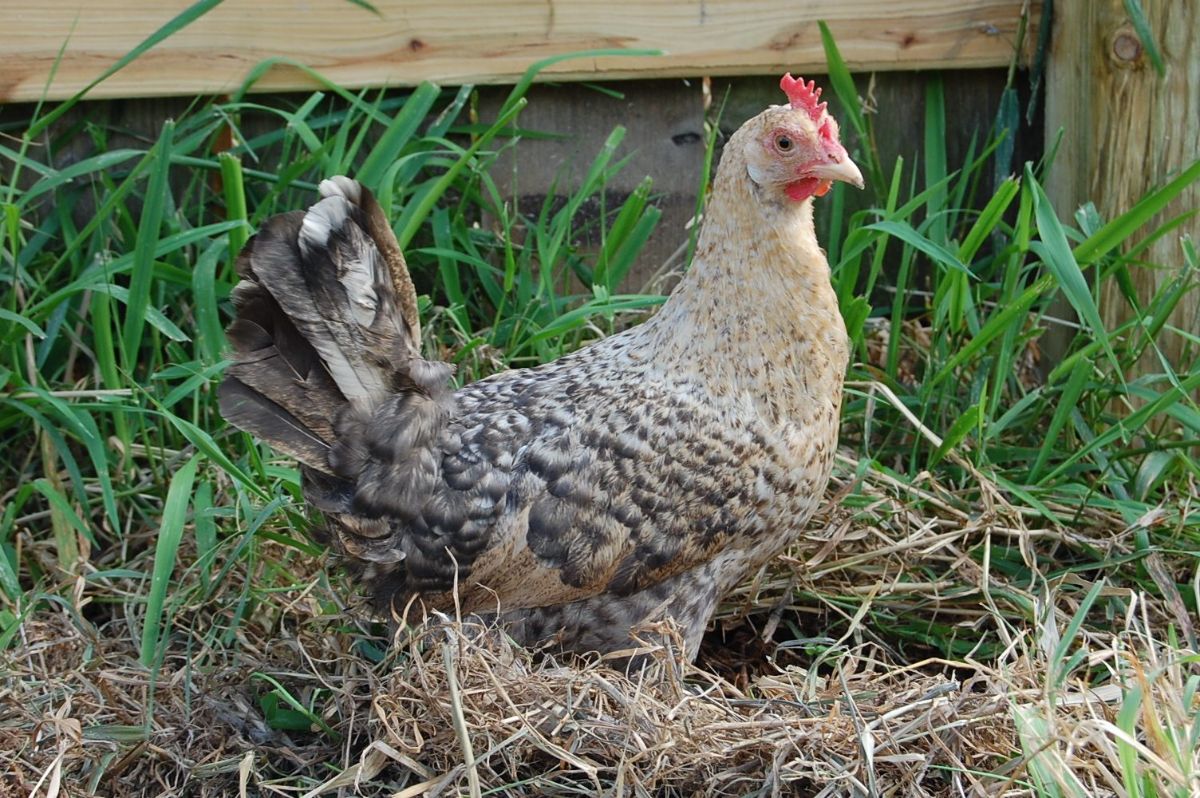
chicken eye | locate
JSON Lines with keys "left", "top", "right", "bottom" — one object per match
{"left": 775, "top": 134, "right": 793, "bottom": 152}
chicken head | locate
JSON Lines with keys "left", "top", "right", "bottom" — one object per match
{"left": 742, "top": 74, "right": 865, "bottom": 203}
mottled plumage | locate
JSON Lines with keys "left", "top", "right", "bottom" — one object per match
{"left": 219, "top": 76, "right": 863, "bottom": 660}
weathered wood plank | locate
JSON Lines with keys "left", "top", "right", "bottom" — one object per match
{"left": 1044, "top": 1, "right": 1199, "bottom": 374}
{"left": 4, "top": 1, "right": 1036, "bottom": 103}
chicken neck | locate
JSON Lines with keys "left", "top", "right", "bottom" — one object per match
{"left": 634, "top": 148, "right": 849, "bottom": 422}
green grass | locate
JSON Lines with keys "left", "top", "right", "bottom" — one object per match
{"left": 2, "top": 16, "right": 1199, "bottom": 797}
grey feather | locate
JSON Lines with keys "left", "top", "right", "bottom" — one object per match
{"left": 218, "top": 378, "right": 331, "bottom": 471}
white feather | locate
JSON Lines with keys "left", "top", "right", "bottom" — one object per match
{"left": 300, "top": 195, "right": 351, "bottom": 256}
{"left": 318, "top": 175, "right": 362, "bottom": 204}
{"left": 339, "top": 240, "right": 380, "bottom": 327}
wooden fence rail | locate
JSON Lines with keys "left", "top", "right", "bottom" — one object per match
{"left": 5, "top": 0, "right": 1034, "bottom": 102}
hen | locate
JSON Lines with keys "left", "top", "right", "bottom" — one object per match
{"left": 219, "top": 75, "right": 863, "bottom": 660}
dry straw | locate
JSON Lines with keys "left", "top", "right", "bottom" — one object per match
{"left": 2, "top": 450, "right": 1197, "bottom": 796}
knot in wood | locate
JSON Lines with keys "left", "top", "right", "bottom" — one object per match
{"left": 1110, "top": 26, "right": 1143, "bottom": 67}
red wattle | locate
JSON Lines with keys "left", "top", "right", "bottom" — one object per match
{"left": 784, "top": 178, "right": 832, "bottom": 202}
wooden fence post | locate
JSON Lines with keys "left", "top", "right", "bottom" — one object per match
{"left": 1044, "top": 1, "right": 1199, "bottom": 374}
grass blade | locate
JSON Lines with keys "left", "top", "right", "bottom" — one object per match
{"left": 1044, "top": 370, "right": 1200, "bottom": 483}
{"left": 358, "top": 82, "right": 440, "bottom": 189}
{"left": 1122, "top": 0, "right": 1166, "bottom": 76}
{"left": 818, "top": 21, "right": 885, "bottom": 195}
{"left": 960, "top": 177, "right": 1020, "bottom": 262}
{"left": 865, "top": 220, "right": 969, "bottom": 274}
{"left": 192, "top": 480, "right": 217, "bottom": 591}
{"left": 929, "top": 400, "right": 982, "bottom": 467}
{"left": 140, "top": 454, "right": 199, "bottom": 667}
{"left": 1026, "top": 165, "right": 1119, "bottom": 373}
{"left": 122, "top": 121, "right": 175, "bottom": 365}
{"left": 1074, "top": 158, "right": 1200, "bottom": 265}
{"left": 1028, "top": 356, "right": 1092, "bottom": 483}
{"left": 192, "top": 240, "right": 227, "bottom": 364}
{"left": 8, "top": 148, "right": 144, "bottom": 208}
{"left": 395, "top": 98, "right": 527, "bottom": 249}
{"left": 219, "top": 152, "right": 249, "bottom": 265}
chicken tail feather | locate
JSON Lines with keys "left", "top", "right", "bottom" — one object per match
{"left": 219, "top": 177, "right": 425, "bottom": 477}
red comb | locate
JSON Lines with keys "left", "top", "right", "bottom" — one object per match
{"left": 780, "top": 74, "right": 827, "bottom": 123}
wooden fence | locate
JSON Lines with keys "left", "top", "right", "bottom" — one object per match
{"left": 7, "top": 1, "right": 1034, "bottom": 102}
{"left": 9, "top": 1, "right": 1197, "bottom": 374}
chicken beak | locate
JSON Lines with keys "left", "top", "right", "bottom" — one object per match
{"left": 809, "top": 156, "right": 865, "bottom": 189}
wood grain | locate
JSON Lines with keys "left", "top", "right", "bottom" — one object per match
{"left": 1044, "top": 1, "right": 1198, "bottom": 375}
{"left": 4, "top": 1, "right": 1035, "bottom": 102}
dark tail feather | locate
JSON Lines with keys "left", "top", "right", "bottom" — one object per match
{"left": 219, "top": 177, "right": 422, "bottom": 477}
{"left": 219, "top": 378, "right": 332, "bottom": 471}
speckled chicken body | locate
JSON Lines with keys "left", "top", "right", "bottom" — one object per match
{"left": 219, "top": 76, "right": 861, "bottom": 660}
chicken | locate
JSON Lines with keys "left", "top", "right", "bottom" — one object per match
{"left": 219, "top": 74, "right": 863, "bottom": 660}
